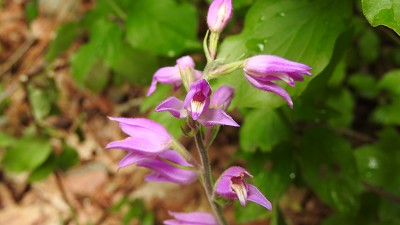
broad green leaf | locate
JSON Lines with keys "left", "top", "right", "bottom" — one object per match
{"left": 111, "top": 44, "right": 158, "bottom": 85}
{"left": 29, "top": 153, "right": 56, "bottom": 182}
{"left": 362, "top": 0, "right": 400, "bottom": 35}
{"left": 378, "top": 69, "right": 400, "bottom": 95}
{"left": 28, "top": 85, "right": 54, "bottom": 121}
{"left": 215, "top": 0, "right": 352, "bottom": 108}
{"left": 70, "top": 43, "right": 98, "bottom": 87}
{"left": 126, "top": 0, "right": 199, "bottom": 57}
{"left": 347, "top": 73, "right": 378, "bottom": 99}
{"left": 0, "top": 132, "right": 16, "bottom": 148}
{"left": 327, "top": 60, "right": 346, "bottom": 87}
{"left": 45, "top": 22, "right": 81, "bottom": 62}
{"left": 57, "top": 146, "right": 79, "bottom": 171}
{"left": 240, "top": 109, "right": 291, "bottom": 152}
{"left": 326, "top": 89, "right": 354, "bottom": 128}
{"left": 372, "top": 99, "right": 400, "bottom": 125}
{"left": 298, "top": 127, "right": 360, "bottom": 214}
{"left": 355, "top": 128, "right": 400, "bottom": 194}
{"left": 24, "top": 0, "right": 38, "bottom": 22}
{"left": 85, "top": 59, "right": 110, "bottom": 92}
{"left": 357, "top": 28, "right": 380, "bottom": 63}
{"left": 3, "top": 135, "right": 52, "bottom": 172}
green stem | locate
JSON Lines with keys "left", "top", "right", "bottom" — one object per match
{"left": 203, "top": 30, "right": 212, "bottom": 63}
{"left": 209, "top": 32, "right": 220, "bottom": 60}
{"left": 106, "top": 0, "right": 127, "bottom": 21}
{"left": 194, "top": 130, "right": 228, "bottom": 225}
{"left": 171, "top": 140, "right": 199, "bottom": 167}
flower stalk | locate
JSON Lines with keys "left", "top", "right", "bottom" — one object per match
{"left": 194, "top": 129, "right": 228, "bottom": 225}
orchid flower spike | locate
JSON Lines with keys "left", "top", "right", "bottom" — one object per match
{"left": 155, "top": 79, "right": 239, "bottom": 127}
{"left": 214, "top": 166, "right": 272, "bottom": 210}
{"left": 118, "top": 150, "right": 198, "bottom": 185}
{"left": 106, "top": 117, "right": 173, "bottom": 155}
{"left": 164, "top": 211, "right": 218, "bottom": 225}
{"left": 243, "top": 55, "right": 312, "bottom": 108}
{"left": 147, "top": 56, "right": 202, "bottom": 96}
{"left": 207, "top": 0, "right": 233, "bottom": 33}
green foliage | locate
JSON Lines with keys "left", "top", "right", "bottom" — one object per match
{"left": 240, "top": 109, "right": 291, "bottom": 152}
{"left": 215, "top": 0, "right": 352, "bottom": 108}
{"left": 28, "top": 81, "right": 58, "bottom": 122}
{"left": 347, "top": 73, "right": 378, "bottom": 99}
{"left": 45, "top": 22, "right": 81, "bottom": 62}
{"left": 112, "top": 199, "right": 154, "bottom": 225}
{"left": 24, "top": 0, "right": 38, "bottom": 22}
{"left": 126, "top": 0, "right": 200, "bottom": 57}
{"left": 298, "top": 127, "right": 360, "bottom": 214}
{"left": 362, "top": 0, "right": 400, "bottom": 35}
{"left": 3, "top": 134, "right": 52, "bottom": 173}
{"left": 378, "top": 69, "right": 400, "bottom": 95}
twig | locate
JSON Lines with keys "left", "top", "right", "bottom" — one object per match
{"left": 54, "top": 171, "right": 80, "bottom": 225}
{"left": 363, "top": 181, "right": 400, "bottom": 204}
{"left": 0, "top": 35, "right": 36, "bottom": 77}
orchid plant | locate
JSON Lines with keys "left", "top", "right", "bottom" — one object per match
{"left": 107, "top": 0, "right": 312, "bottom": 224}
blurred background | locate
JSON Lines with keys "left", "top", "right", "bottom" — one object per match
{"left": 0, "top": 0, "right": 399, "bottom": 224}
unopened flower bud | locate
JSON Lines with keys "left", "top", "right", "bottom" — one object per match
{"left": 207, "top": 0, "right": 232, "bottom": 33}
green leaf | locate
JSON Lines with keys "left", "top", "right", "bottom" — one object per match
{"left": 240, "top": 109, "right": 291, "bottom": 152}
{"left": 57, "top": 146, "right": 79, "bottom": 171}
{"left": 362, "top": 0, "right": 400, "bottom": 35}
{"left": 111, "top": 44, "right": 158, "bottom": 85}
{"left": 215, "top": 0, "right": 352, "bottom": 108}
{"left": 3, "top": 135, "right": 52, "bottom": 173}
{"left": 45, "top": 22, "right": 81, "bottom": 62}
{"left": 326, "top": 88, "right": 354, "bottom": 128}
{"left": 378, "top": 69, "right": 400, "bottom": 96}
{"left": 355, "top": 128, "right": 400, "bottom": 194}
{"left": 357, "top": 28, "right": 380, "bottom": 63}
{"left": 0, "top": 132, "right": 16, "bottom": 148}
{"left": 29, "top": 153, "right": 57, "bottom": 182}
{"left": 28, "top": 85, "right": 55, "bottom": 121}
{"left": 25, "top": 0, "right": 38, "bottom": 22}
{"left": 126, "top": 0, "right": 199, "bottom": 57}
{"left": 372, "top": 98, "right": 400, "bottom": 125}
{"left": 70, "top": 43, "right": 98, "bottom": 87}
{"left": 298, "top": 127, "right": 360, "bottom": 215}
{"left": 347, "top": 73, "right": 378, "bottom": 99}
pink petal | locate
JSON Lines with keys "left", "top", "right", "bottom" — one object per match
{"left": 198, "top": 108, "right": 239, "bottom": 127}
{"left": 165, "top": 211, "right": 218, "bottom": 225}
{"left": 147, "top": 66, "right": 181, "bottom": 96}
{"left": 210, "top": 85, "right": 234, "bottom": 110}
{"left": 247, "top": 184, "right": 272, "bottom": 210}
{"left": 245, "top": 74, "right": 293, "bottom": 108}
{"left": 106, "top": 137, "right": 168, "bottom": 154}
{"left": 155, "top": 97, "right": 187, "bottom": 118}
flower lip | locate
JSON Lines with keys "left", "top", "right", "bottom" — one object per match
{"left": 231, "top": 176, "right": 248, "bottom": 206}
{"left": 184, "top": 79, "right": 212, "bottom": 120}
{"left": 214, "top": 166, "right": 272, "bottom": 210}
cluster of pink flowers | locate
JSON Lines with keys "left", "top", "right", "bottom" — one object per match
{"left": 107, "top": 0, "right": 311, "bottom": 224}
